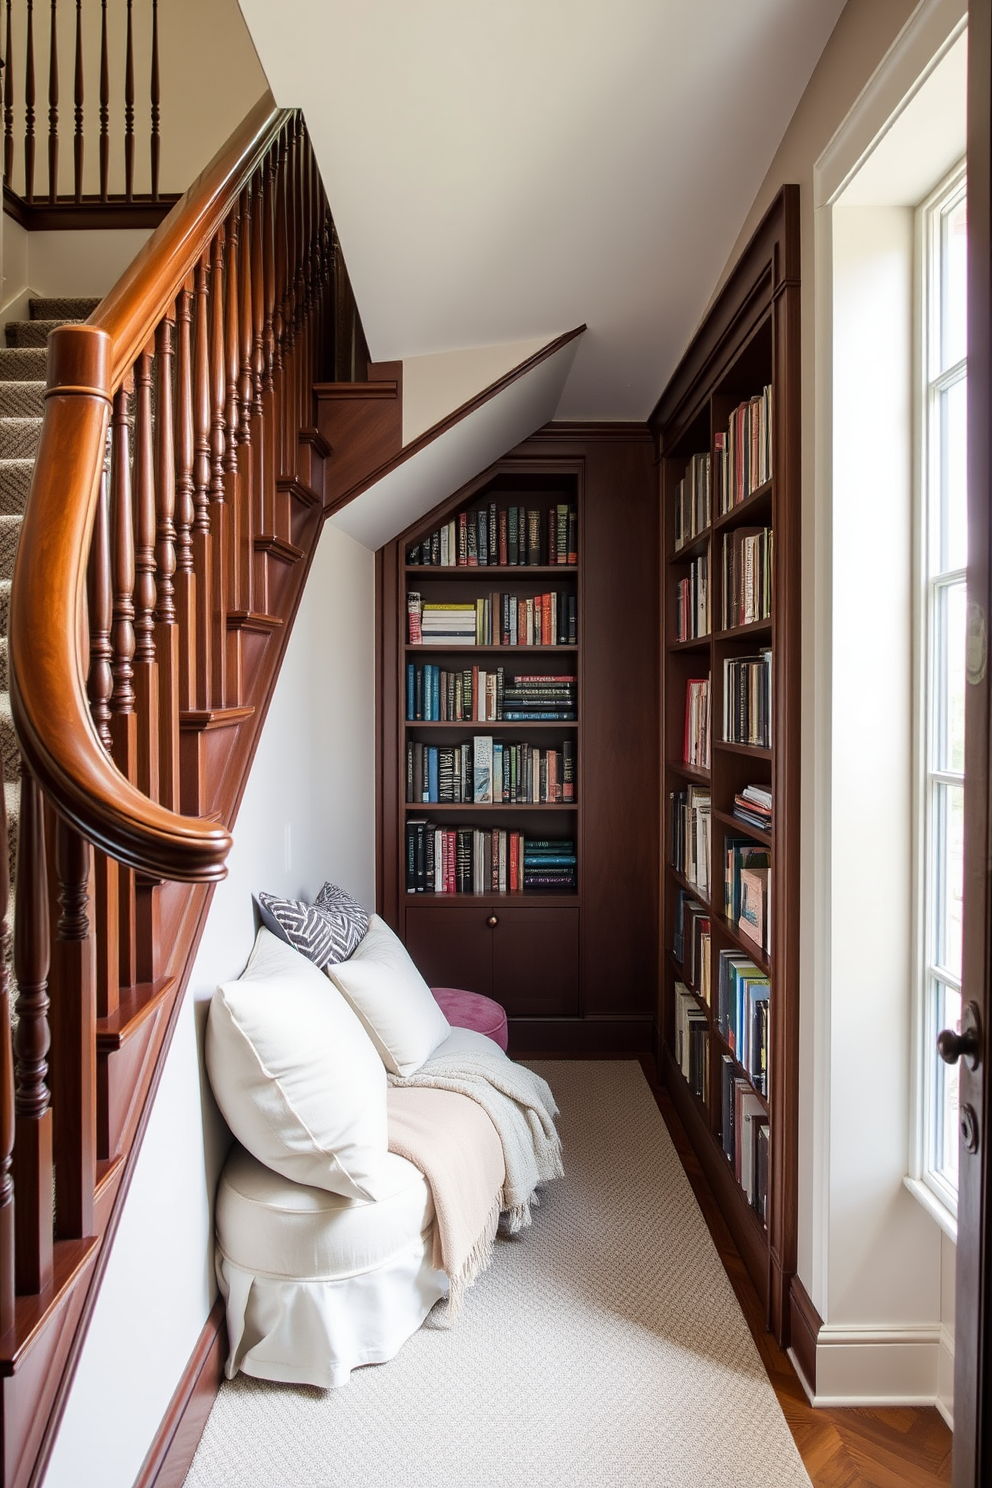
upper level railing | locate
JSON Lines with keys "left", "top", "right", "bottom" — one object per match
{"left": 2, "top": 0, "right": 169, "bottom": 210}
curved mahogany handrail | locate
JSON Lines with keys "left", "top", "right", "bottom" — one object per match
{"left": 9, "top": 92, "right": 291, "bottom": 882}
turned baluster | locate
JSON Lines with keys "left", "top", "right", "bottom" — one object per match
{"left": 51, "top": 817, "right": 94, "bottom": 1239}
{"left": 208, "top": 228, "right": 227, "bottom": 708}
{"left": 12, "top": 769, "right": 53, "bottom": 1294}
{"left": 154, "top": 315, "right": 180, "bottom": 810}
{"left": 24, "top": 0, "right": 34, "bottom": 202}
{"left": 108, "top": 368, "right": 142, "bottom": 992}
{"left": 238, "top": 183, "right": 253, "bottom": 443}
{"left": 72, "top": 0, "right": 82, "bottom": 201}
{"left": 263, "top": 147, "right": 277, "bottom": 400}
{"left": 224, "top": 203, "right": 240, "bottom": 476}
{"left": 86, "top": 457, "right": 119, "bottom": 1021}
{"left": 98, "top": 0, "right": 107, "bottom": 200}
{"left": 191, "top": 254, "right": 212, "bottom": 713}
{"left": 123, "top": 0, "right": 133, "bottom": 201}
{"left": 132, "top": 346, "right": 159, "bottom": 807}
{"left": 282, "top": 118, "right": 298, "bottom": 464}
{"left": 272, "top": 130, "right": 288, "bottom": 475}
{"left": 174, "top": 280, "right": 197, "bottom": 715}
{"left": 251, "top": 167, "right": 265, "bottom": 421}
{"left": 109, "top": 385, "right": 135, "bottom": 720}
{"left": 87, "top": 462, "right": 113, "bottom": 750}
{"left": 150, "top": 0, "right": 159, "bottom": 200}
{"left": 4, "top": 0, "right": 14, "bottom": 189}
{"left": 0, "top": 760, "right": 13, "bottom": 1333}
{"left": 46, "top": 0, "right": 57, "bottom": 203}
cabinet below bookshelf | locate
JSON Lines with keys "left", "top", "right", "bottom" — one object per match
{"left": 405, "top": 902, "right": 579, "bottom": 1017}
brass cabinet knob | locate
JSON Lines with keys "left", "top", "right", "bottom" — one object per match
{"left": 486, "top": 914, "right": 499, "bottom": 928}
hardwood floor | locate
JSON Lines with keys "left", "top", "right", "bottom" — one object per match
{"left": 639, "top": 1060, "right": 954, "bottom": 1488}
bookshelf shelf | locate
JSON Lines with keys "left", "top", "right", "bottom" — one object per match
{"left": 713, "top": 619, "right": 772, "bottom": 644}
{"left": 712, "top": 806, "right": 772, "bottom": 848}
{"left": 404, "top": 802, "right": 578, "bottom": 814}
{"left": 652, "top": 185, "right": 799, "bottom": 1345}
{"left": 713, "top": 740, "right": 772, "bottom": 761}
{"left": 713, "top": 479, "right": 773, "bottom": 530}
{"left": 406, "top": 720, "right": 579, "bottom": 731}
{"left": 404, "top": 644, "right": 579, "bottom": 655}
{"left": 406, "top": 564, "right": 577, "bottom": 578}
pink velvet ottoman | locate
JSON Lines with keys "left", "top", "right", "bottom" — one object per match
{"left": 430, "top": 987, "right": 508, "bottom": 1052}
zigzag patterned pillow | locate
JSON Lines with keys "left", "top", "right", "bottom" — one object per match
{"left": 314, "top": 881, "right": 370, "bottom": 964}
{"left": 255, "top": 892, "right": 341, "bottom": 969}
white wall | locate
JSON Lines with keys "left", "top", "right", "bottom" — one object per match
{"left": 42, "top": 521, "right": 376, "bottom": 1488}
{"left": 1, "top": 219, "right": 153, "bottom": 324}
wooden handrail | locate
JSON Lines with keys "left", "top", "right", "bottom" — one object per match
{"left": 9, "top": 91, "right": 290, "bottom": 882}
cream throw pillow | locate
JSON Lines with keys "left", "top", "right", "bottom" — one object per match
{"left": 206, "top": 927, "right": 387, "bottom": 1199}
{"left": 325, "top": 914, "right": 451, "bottom": 1077}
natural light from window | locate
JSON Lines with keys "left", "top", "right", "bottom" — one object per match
{"left": 921, "top": 166, "right": 967, "bottom": 1210}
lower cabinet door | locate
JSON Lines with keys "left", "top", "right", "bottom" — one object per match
{"left": 403, "top": 905, "right": 494, "bottom": 996}
{"left": 491, "top": 906, "right": 579, "bottom": 1017}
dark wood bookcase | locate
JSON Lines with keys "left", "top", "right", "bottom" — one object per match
{"left": 649, "top": 185, "right": 801, "bottom": 1346}
{"left": 377, "top": 427, "right": 659, "bottom": 1054}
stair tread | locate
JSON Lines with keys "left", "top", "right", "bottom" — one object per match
{"left": 0, "top": 348, "right": 47, "bottom": 380}
{"left": 5, "top": 319, "right": 83, "bottom": 349}
{"left": 29, "top": 297, "right": 100, "bottom": 319}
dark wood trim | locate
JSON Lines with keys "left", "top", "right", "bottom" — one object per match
{"left": 788, "top": 1274, "right": 821, "bottom": 1396}
{"left": 3, "top": 184, "right": 180, "bottom": 231}
{"left": 532, "top": 421, "right": 653, "bottom": 442}
{"left": 132, "top": 1299, "right": 225, "bottom": 1488}
{"left": 321, "top": 325, "right": 586, "bottom": 519}
{"left": 509, "top": 1016, "right": 654, "bottom": 1059}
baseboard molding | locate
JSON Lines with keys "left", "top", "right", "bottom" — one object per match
{"left": 936, "top": 1323, "right": 954, "bottom": 1430}
{"left": 788, "top": 1275, "right": 822, "bottom": 1395}
{"left": 509, "top": 1015, "right": 653, "bottom": 1057}
{"left": 812, "top": 1323, "right": 945, "bottom": 1407}
{"left": 133, "top": 1299, "right": 226, "bottom": 1488}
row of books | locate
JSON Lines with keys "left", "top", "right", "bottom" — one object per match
{"left": 675, "top": 555, "right": 709, "bottom": 641}
{"left": 722, "top": 527, "right": 772, "bottom": 630}
{"left": 407, "top": 592, "right": 576, "bottom": 647}
{"left": 673, "top": 891, "right": 711, "bottom": 1006}
{"left": 670, "top": 785, "right": 711, "bottom": 898}
{"left": 406, "top": 738, "right": 575, "bottom": 805}
{"left": 674, "top": 983, "right": 710, "bottom": 1103}
{"left": 684, "top": 677, "right": 710, "bottom": 769}
{"left": 406, "top": 665, "right": 576, "bottom": 723}
{"left": 732, "top": 783, "right": 772, "bottom": 833}
{"left": 721, "top": 1060, "right": 769, "bottom": 1222}
{"left": 718, "top": 385, "right": 773, "bottom": 513}
{"left": 717, "top": 949, "right": 769, "bottom": 1097}
{"left": 407, "top": 503, "right": 578, "bottom": 568}
{"left": 673, "top": 452, "right": 711, "bottom": 552}
{"left": 723, "top": 651, "right": 772, "bottom": 749}
{"left": 406, "top": 823, "right": 576, "bottom": 893}
{"left": 725, "top": 837, "right": 771, "bottom": 952}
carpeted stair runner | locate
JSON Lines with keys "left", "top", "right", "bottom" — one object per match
{"left": 0, "top": 297, "right": 101, "bottom": 909}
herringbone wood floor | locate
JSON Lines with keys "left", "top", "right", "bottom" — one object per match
{"left": 640, "top": 1062, "right": 954, "bottom": 1488}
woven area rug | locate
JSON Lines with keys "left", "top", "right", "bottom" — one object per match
{"left": 185, "top": 1061, "right": 811, "bottom": 1488}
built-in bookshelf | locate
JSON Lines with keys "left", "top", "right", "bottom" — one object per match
{"left": 650, "top": 185, "right": 800, "bottom": 1348}
{"left": 377, "top": 435, "right": 660, "bottom": 1051}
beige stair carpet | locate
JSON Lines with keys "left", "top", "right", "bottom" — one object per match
{"left": 184, "top": 1060, "right": 811, "bottom": 1488}
{"left": 0, "top": 297, "right": 101, "bottom": 890}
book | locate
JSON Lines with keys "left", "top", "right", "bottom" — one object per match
{"left": 739, "top": 865, "right": 769, "bottom": 950}
{"left": 472, "top": 736, "right": 493, "bottom": 804}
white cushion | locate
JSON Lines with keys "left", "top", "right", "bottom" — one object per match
{"left": 216, "top": 1144, "right": 435, "bottom": 1280}
{"left": 206, "top": 927, "right": 387, "bottom": 1199}
{"left": 325, "top": 914, "right": 451, "bottom": 1077}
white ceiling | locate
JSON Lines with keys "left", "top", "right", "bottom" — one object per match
{"left": 239, "top": 0, "right": 846, "bottom": 420}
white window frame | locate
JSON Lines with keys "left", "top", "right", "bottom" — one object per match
{"left": 909, "top": 159, "right": 967, "bottom": 1235}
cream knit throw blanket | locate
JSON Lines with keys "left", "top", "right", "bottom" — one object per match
{"left": 388, "top": 1042, "right": 563, "bottom": 1274}
{"left": 387, "top": 1086, "right": 504, "bottom": 1315}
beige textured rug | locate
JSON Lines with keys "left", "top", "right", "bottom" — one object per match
{"left": 185, "top": 1061, "right": 811, "bottom": 1488}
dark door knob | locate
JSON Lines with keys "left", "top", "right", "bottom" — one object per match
{"left": 486, "top": 914, "right": 498, "bottom": 928}
{"left": 937, "top": 1001, "right": 982, "bottom": 1070}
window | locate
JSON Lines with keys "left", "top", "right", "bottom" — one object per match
{"left": 918, "top": 164, "right": 967, "bottom": 1214}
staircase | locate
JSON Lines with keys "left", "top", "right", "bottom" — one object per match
{"left": 0, "top": 100, "right": 379, "bottom": 1488}
{"left": 0, "top": 298, "right": 102, "bottom": 893}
